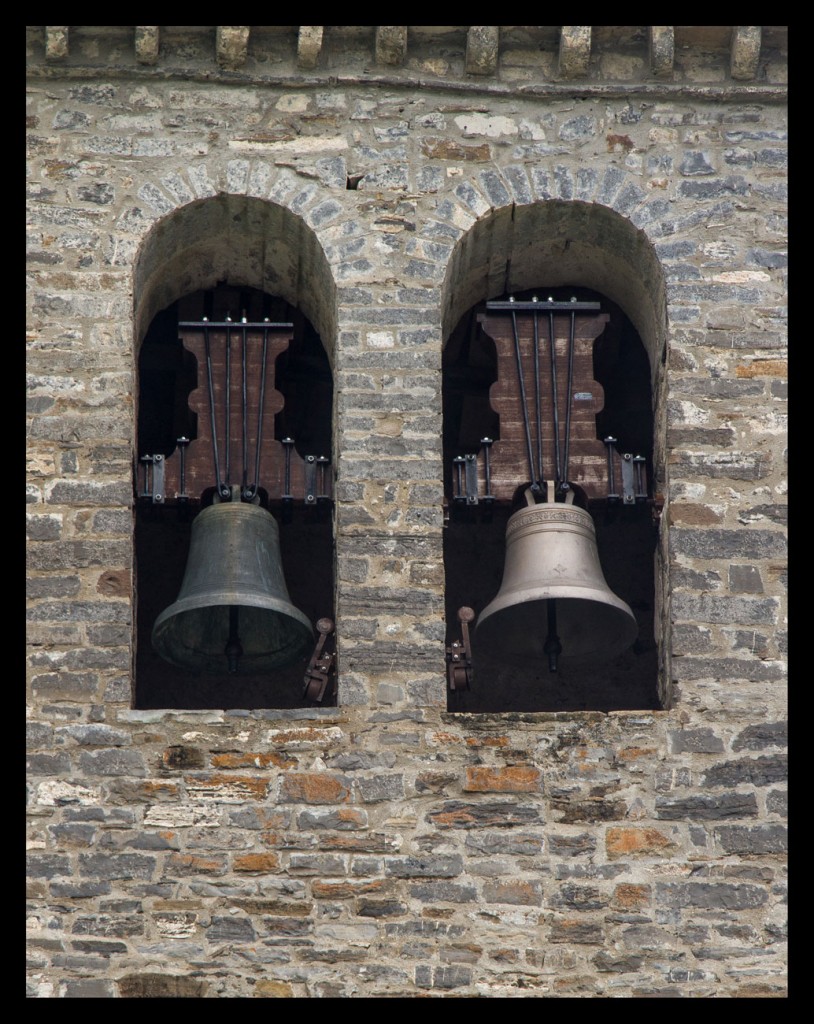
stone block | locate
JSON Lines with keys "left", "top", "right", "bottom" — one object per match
{"left": 732, "top": 722, "right": 787, "bottom": 751}
{"left": 426, "top": 801, "right": 543, "bottom": 829}
{"left": 483, "top": 879, "right": 542, "bottom": 905}
{"left": 280, "top": 773, "right": 352, "bottom": 804}
{"left": 715, "top": 824, "right": 787, "bottom": 854}
{"left": 668, "top": 728, "right": 725, "bottom": 753}
{"left": 605, "top": 827, "right": 677, "bottom": 859}
{"left": 655, "top": 793, "right": 758, "bottom": 820}
{"left": 78, "top": 853, "right": 156, "bottom": 880}
{"left": 464, "top": 765, "right": 542, "bottom": 793}
{"left": 702, "top": 754, "right": 787, "bottom": 788}
{"left": 385, "top": 855, "right": 463, "bottom": 879}
{"left": 656, "top": 881, "right": 768, "bottom": 909}
{"left": 549, "top": 919, "right": 603, "bottom": 944}
{"left": 408, "top": 881, "right": 477, "bottom": 903}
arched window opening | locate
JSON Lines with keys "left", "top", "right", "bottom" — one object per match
{"left": 444, "top": 286, "right": 660, "bottom": 713}
{"left": 135, "top": 284, "right": 335, "bottom": 710}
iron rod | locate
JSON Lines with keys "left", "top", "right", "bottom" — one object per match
{"left": 532, "top": 306, "right": 544, "bottom": 486}
{"left": 241, "top": 318, "right": 248, "bottom": 494}
{"left": 547, "top": 310, "right": 563, "bottom": 486}
{"left": 510, "top": 304, "right": 537, "bottom": 490}
{"left": 224, "top": 318, "right": 231, "bottom": 488}
{"left": 248, "top": 325, "right": 269, "bottom": 500}
{"left": 177, "top": 437, "right": 189, "bottom": 499}
{"left": 561, "top": 307, "right": 577, "bottom": 492}
{"left": 481, "top": 438, "right": 493, "bottom": 498}
{"left": 604, "top": 437, "right": 619, "bottom": 500}
{"left": 203, "top": 321, "right": 225, "bottom": 496}
{"left": 282, "top": 437, "right": 294, "bottom": 498}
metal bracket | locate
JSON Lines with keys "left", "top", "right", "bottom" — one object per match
{"left": 452, "top": 456, "right": 467, "bottom": 504}
{"left": 139, "top": 453, "right": 165, "bottom": 504}
{"left": 451, "top": 440, "right": 495, "bottom": 508}
{"left": 303, "top": 617, "right": 337, "bottom": 704}
{"left": 451, "top": 453, "right": 478, "bottom": 505}
{"left": 620, "top": 452, "right": 637, "bottom": 505}
{"left": 176, "top": 437, "right": 190, "bottom": 501}
{"left": 464, "top": 453, "right": 478, "bottom": 504}
{"left": 604, "top": 438, "right": 647, "bottom": 505}
{"left": 304, "top": 455, "right": 332, "bottom": 505}
{"left": 304, "top": 455, "right": 318, "bottom": 505}
{"left": 446, "top": 606, "right": 474, "bottom": 692}
{"left": 620, "top": 453, "right": 648, "bottom": 504}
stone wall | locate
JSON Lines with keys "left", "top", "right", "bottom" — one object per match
{"left": 26, "top": 27, "right": 787, "bottom": 997}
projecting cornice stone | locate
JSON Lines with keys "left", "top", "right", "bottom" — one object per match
{"left": 216, "top": 26, "right": 250, "bottom": 69}
{"left": 297, "top": 26, "right": 323, "bottom": 69}
{"left": 45, "top": 26, "right": 69, "bottom": 62}
{"left": 376, "top": 26, "right": 407, "bottom": 66}
{"left": 135, "top": 27, "right": 160, "bottom": 66}
{"left": 559, "top": 26, "right": 592, "bottom": 78}
{"left": 465, "top": 27, "right": 499, "bottom": 76}
{"left": 649, "top": 26, "right": 674, "bottom": 79}
{"left": 27, "top": 25, "right": 786, "bottom": 91}
{"left": 731, "top": 26, "right": 762, "bottom": 80}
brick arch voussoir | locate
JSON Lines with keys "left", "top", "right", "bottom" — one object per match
{"left": 132, "top": 165, "right": 340, "bottom": 364}
{"left": 440, "top": 162, "right": 667, "bottom": 376}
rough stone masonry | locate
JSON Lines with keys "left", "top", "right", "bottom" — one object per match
{"left": 26, "top": 27, "right": 787, "bottom": 997}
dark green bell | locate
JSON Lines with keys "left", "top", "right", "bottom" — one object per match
{"left": 152, "top": 501, "right": 313, "bottom": 675}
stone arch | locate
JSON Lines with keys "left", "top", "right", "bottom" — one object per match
{"left": 133, "top": 192, "right": 338, "bottom": 369}
{"left": 442, "top": 199, "right": 667, "bottom": 381}
{"left": 131, "top": 192, "right": 339, "bottom": 710}
{"left": 440, "top": 198, "right": 672, "bottom": 709}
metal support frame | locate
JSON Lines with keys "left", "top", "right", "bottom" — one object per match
{"left": 139, "top": 453, "right": 165, "bottom": 504}
{"left": 605, "top": 437, "right": 648, "bottom": 505}
{"left": 451, "top": 438, "right": 495, "bottom": 508}
{"left": 137, "top": 318, "right": 332, "bottom": 508}
{"left": 486, "top": 297, "right": 602, "bottom": 502}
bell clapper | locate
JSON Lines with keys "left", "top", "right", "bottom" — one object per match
{"left": 543, "top": 599, "right": 562, "bottom": 672}
{"left": 225, "top": 605, "right": 244, "bottom": 674}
